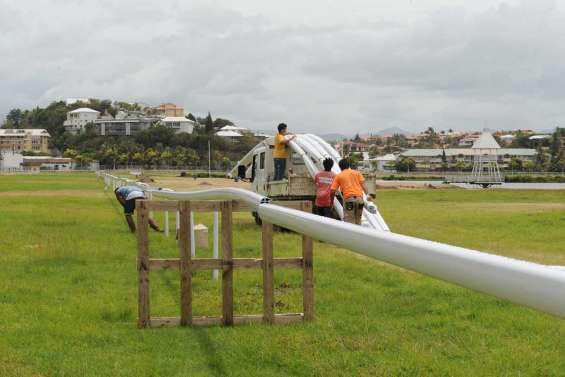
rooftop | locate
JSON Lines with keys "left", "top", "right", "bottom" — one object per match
{"left": 472, "top": 132, "right": 501, "bottom": 149}
{"left": 216, "top": 130, "right": 243, "bottom": 137}
{"left": 0, "top": 129, "right": 51, "bottom": 137}
{"left": 529, "top": 135, "right": 551, "bottom": 140}
{"left": 68, "top": 107, "right": 100, "bottom": 114}
{"left": 161, "top": 117, "right": 195, "bottom": 123}
{"left": 220, "top": 125, "right": 247, "bottom": 131}
{"left": 401, "top": 148, "right": 536, "bottom": 157}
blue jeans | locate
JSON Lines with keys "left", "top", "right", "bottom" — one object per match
{"left": 274, "top": 158, "right": 286, "bottom": 181}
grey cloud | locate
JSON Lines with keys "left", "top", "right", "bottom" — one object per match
{"left": 1, "top": 0, "right": 564, "bottom": 134}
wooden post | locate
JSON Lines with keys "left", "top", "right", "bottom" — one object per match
{"left": 164, "top": 210, "right": 169, "bottom": 237}
{"left": 262, "top": 221, "right": 275, "bottom": 324}
{"left": 137, "top": 200, "right": 150, "bottom": 328}
{"left": 179, "top": 201, "right": 192, "bottom": 326}
{"left": 221, "top": 201, "right": 234, "bottom": 325}
{"left": 212, "top": 210, "right": 219, "bottom": 280}
{"left": 190, "top": 211, "right": 196, "bottom": 257}
{"left": 301, "top": 201, "right": 314, "bottom": 321}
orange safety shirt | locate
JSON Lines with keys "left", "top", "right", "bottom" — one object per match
{"left": 330, "top": 169, "right": 365, "bottom": 199}
{"left": 273, "top": 133, "right": 288, "bottom": 158}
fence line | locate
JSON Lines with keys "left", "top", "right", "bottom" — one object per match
{"left": 99, "top": 171, "right": 565, "bottom": 319}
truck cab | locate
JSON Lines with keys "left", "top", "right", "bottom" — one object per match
{"left": 238, "top": 138, "right": 316, "bottom": 201}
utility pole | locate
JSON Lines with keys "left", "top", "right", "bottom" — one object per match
{"left": 208, "top": 139, "right": 211, "bottom": 178}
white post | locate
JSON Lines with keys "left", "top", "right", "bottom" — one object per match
{"left": 190, "top": 211, "right": 195, "bottom": 257}
{"left": 164, "top": 210, "right": 169, "bottom": 237}
{"left": 148, "top": 192, "right": 153, "bottom": 218}
{"left": 212, "top": 210, "right": 219, "bottom": 280}
{"left": 176, "top": 210, "right": 180, "bottom": 233}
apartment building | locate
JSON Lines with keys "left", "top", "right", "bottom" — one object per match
{"left": 155, "top": 103, "right": 185, "bottom": 117}
{"left": 160, "top": 117, "right": 195, "bottom": 134}
{"left": 63, "top": 108, "right": 100, "bottom": 134}
{"left": 0, "top": 129, "right": 51, "bottom": 154}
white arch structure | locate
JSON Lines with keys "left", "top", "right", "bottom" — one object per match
{"left": 99, "top": 135, "right": 565, "bottom": 319}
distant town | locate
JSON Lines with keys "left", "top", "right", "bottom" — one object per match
{"left": 0, "top": 98, "right": 564, "bottom": 175}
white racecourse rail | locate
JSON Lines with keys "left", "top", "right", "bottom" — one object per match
{"left": 99, "top": 171, "right": 565, "bottom": 319}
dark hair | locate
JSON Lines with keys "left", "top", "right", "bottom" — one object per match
{"left": 277, "top": 123, "right": 287, "bottom": 133}
{"left": 338, "top": 158, "right": 350, "bottom": 170}
{"left": 323, "top": 158, "right": 334, "bottom": 172}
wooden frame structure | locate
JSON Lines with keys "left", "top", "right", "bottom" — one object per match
{"left": 137, "top": 199, "right": 314, "bottom": 328}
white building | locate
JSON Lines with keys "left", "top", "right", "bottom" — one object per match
{"left": 21, "top": 156, "right": 73, "bottom": 172}
{"left": 63, "top": 108, "right": 100, "bottom": 134}
{"left": 161, "top": 117, "right": 195, "bottom": 134}
{"left": 499, "top": 134, "right": 515, "bottom": 145}
{"left": 0, "top": 150, "right": 24, "bottom": 171}
{"left": 220, "top": 125, "right": 248, "bottom": 133}
{"left": 375, "top": 154, "right": 397, "bottom": 172}
{"left": 216, "top": 130, "right": 243, "bottom": 141}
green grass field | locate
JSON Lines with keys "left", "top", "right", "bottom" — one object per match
{"left": 1, "top": 173, "right": 564, "bottom": 376}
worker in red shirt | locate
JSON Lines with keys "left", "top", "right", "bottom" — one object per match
{"left": 330, "top": 158, "right": 370, "bottom": 225}
{"left": 314, "top": 158, "right": 336, "bottom": 218}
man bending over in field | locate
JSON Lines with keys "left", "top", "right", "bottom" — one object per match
{"left": 114, "top": 186, "right": 162, "bottom": 233}
{"left": 330, "top": 158, "right": 371, "bottom": 225}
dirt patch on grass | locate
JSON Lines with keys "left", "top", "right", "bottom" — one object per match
{"left": 147, "top": 177, "right": 251, "bottom": 191}
{"left": 375, "top": 183, "right": 454, "bottom": 190}
{"left": 453, "top": 202, "right": 565, "bottom": 212}
{"left": 0, "top": 190, "right": 105, "bottom": 198}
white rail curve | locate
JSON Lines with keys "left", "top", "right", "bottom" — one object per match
{"left": 99, "top": 171, "right": 565, "bottom": 319}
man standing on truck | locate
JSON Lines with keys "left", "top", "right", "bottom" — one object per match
{"left": 330, "top": 158, "right": 370, "bottom": 225}
{"left": 114, "top": 186, "right": 162, "bottom": 233}
{"left": 273, "top": 123, "right": 296, "bottom": 181}
{"left": 314, "top": 158, "right": 336, "bottom": 218}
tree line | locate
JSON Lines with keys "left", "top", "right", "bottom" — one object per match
{"left": 1, "top": 100, "right": 263, "bottom": 169}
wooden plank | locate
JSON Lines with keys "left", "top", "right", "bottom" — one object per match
{"left": 234, "top": 314, "right": 263, "bottom": 325}
{"left": 233, "top": 258, "right": 262, "bottom": 269}
{"left": 231, "top": 201, "right": 253, "bottom": 212}
{"left": 145, "top": 200, "right": 178, "bottom": 211}
{"left": 192, "top": 316, "right": 223, "bottom": 326}
{"left": 192, "top": 258, "right": 223, "bottom": 270}
{"left": 149, "top": 257, "right": 302, "bottom": 271}
{"left": 137, "top": 200, "right": 150, "bottom": 328}
{"left": 150, "top": 314, "right": 303, "bottom": 328}
{"left": 179, "top": 201, "right": 192, "bottom": 326}
{"left": 149, "top": 258, "right": 179, "bottom": 271}
{"left": 302, "top": 233, "right": 314, "bottom": 322}
{"left": 221, "top": 201, "right": 234, "bottom": 326}
{"left": 193, "top": 315, "right": 262, "bottom": 326}
{"left": 189, "top": 201, "right": 221, "bottom": 212}
{"left": 274, "top": 258, "right": 303, "bottom": 269}
{"left": 262, "top": 221, "right": 274, "bottom": 324}
{"left": 140, "top": 200, "right": 266, "bottom": 213}
{"left": 150, "top": 317, "right": 180, "bottom": 327}
{"left": 274, "top": 313, "right": 304, "bottom": 324}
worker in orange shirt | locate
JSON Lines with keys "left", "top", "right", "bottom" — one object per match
{"left": 330, "top": 158, "right": 370, "bottom": 225}
{"left": 273, "top": 123, "right": 296, "bottom": 181}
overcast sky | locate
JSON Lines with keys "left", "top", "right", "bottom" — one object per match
{"left": 1, "top": 0, "right": 564, "bottom": 134}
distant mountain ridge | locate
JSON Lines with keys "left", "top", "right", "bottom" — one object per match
{"left": 318, "top": 133, "right": 348, "bottom": 142}
{"left": 371, "top": 127, "right": 410, "bottom": 136}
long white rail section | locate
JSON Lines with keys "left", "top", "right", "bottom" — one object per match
{"left": 291, "top": 134, "right": 389, "bottom": 232}
{"left": 230, "top": 134, "right": 389, "bottom": 231}
{"left": 100, "top": 171, "right": 565, "bottom": 319}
